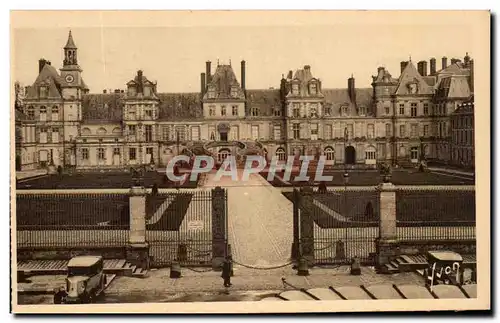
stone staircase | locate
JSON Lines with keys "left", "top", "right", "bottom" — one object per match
{"left": 383, "top": 254, "right": 477, "bottom": 274}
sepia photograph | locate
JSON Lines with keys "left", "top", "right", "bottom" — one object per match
{"left": 10, "top": 10, "right": 490, "bottom": 314}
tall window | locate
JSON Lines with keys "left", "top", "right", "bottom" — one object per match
{"left": 292, "top": 104, "right": 300, "bottom": 118}
{"left": 128, "top": 107, "right": 136, "bottom": 119}
{"left": 310, "top": 123, "right": 318, "bottom": 140}
{"left": 365, "top": 147, "right": 376, "bottom": 161}
{"left": 292, "top": 83, "right": 299, "bottom": 95}
{"left": 410, "top": 124, "right": 418, "bottom": 138}
{"left": 325, "top": 147, "right": 335, "bottom": 160}
{"left": 97, "top": 148, "right": 105, "bottom": 160}
{"left": 385, "top": 106, "right": 390, "bottom": 115}
{"left": 221, "top": 106, "right": 227, "bottom": 116}
{"left": 273, "top": 107, "right": 281, "bottom": 117}
{"left": 410, "top": 147, "right": 419, "bottom": 160}
{"left": 276, "top": 148, "right": 286, "bottom": 161}
{"left": 410, "top": 103, "right": 417, "bottom": 117}
{"left": 39, "top": 106, "right": 47, "bottom": 122}
{"left": 175, "top": 126, "right": 186, "bottom": 141}
{"left": 231, "top": 87, "right": 238, "bottom": 98}
{"left": 191, "top": 126, "right": 200, "bottom": 141}
{"left": 251, "top": 125, "right": 259, "bottom": 140}
{"left": 346, "top": 124, "right": 353, "bottom": 139}
{"left": 342, "top": 105, "right": 348, "bottom": 116}
{"left": 129, "top": 148, "right": 136, "bottom": 161}
{"left": 145, "top": 125, "right": 153, "bottom": 142}
{"left": 324, "top": 124, "right": 332, "bottom": 140}
{"left": 367, "top": 124, "right": 374, "bottom": 138}
{"left": 82, "top": 148, "right": 89, "bottom": 160}
{"left": 208, "top": 89, "right": 215, "bottom": 99}
{"left": 232, "top": 106, "right": 238, "bottom": 116}
{"left": 359, "top": 106, "right": 366, "bottom": 116}
{"left": 145, "top": 109, "right": 153, "bottom": 119}
{"left": 385, "top": 123, "right": 392, "bottom": 137}
{"left": 162, "top": 125, "right": 170, "bottom": 141}
{"left": 423, "top": 125, "right": 429, "bottom": 137}
{"left": 39, "top": 86, "right": 48, "bottom": 98}
{"left": 39, "top": 127, "right": 47, "bottom": 143}
{"left": 27, "top": 106, "right": 34, "bottom": 119}
{"left": 128, "top": 125, "right": 136, "bottom": 136}
{"left": 51, "top": 106, "right": 59, "bottom": 121}
{"left": 423, "top": 103, "right": 429, "bottom": 116}
{"left": 51, "top": 128, "right": 59, "bottom": 143}
{"left": 309, "top": 83, "right": 317, "bottom": 95}
{"left": 324, "top": 106, "right": 331, "bottom": 116}
{"left": 399, "top": 125, "right": 406, "bottom": 137}
{"left": 251, "top": 107, "right": 259, "bottom": 116}
{"left": 209, "top": 105, "right": 216, "bottom": 116}
{"left": 399, "top": 104, "right": 405, "bottom": 115}
{"left": 273, "top": 125, "right": 281, "bottom": 140}
{"left": 113, "top": 148, "right": 120, "bottom": 155}
{"left": 292, "top": 124, "right": 300, "bottom": 139}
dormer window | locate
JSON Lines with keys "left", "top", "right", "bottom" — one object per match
{"left": 408, "top": 83, "right": 418, "bottom": 94}
{"left": 221, "top": 106, "right": 227, "bottom": 116}
{"left": 208, "top": 87, "right": 216, "bottom": 99}
{"left": 273, "top": 107, "right": 281, "bottom": 117}
{"left": 359, "top": 106, "right": 366, "bottom": 116}
{"left": 251, "top": 107, "right": 260, "bottom": 117}
{"left": 209, "top": 105, "right": 216, "bottom": 116}
{"left": 324, "top": 105, "right": 331, "bottom": 116}
{"left": 341, "top": 105, "right": 348, "bottom": 116}
{"left": 230, "top": 87, "right": 239, "bottom": 98}
{"left": 292, "top": 83, "right": 299, "bottom": 95}
{"left": 39, "top": 86, "right": 48, "bottom": 98}
{"left": 310, "top": 103, "right": 318, "bottom": 118}
{"left": 309, "top": 82, "right": 317, "bottom": 95}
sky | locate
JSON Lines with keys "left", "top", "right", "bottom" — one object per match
{"left": 13, "top": 24, "right": 474, "bottom": 93}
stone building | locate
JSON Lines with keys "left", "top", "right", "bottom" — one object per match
{"left": 450, "top": 97, "right": 475, "bottom": 168}
{"left": 16, "top": 31, "right": 475, "bottom": 171}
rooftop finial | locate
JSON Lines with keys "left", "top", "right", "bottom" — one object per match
{"left": 217, "top": 59, "right": 220, "bottom": 66}
{"left": 229, "top": 58, "right": 231, "bottom": 66}
{"left": 409, "top": 55, "right": 412, "bottom": 62}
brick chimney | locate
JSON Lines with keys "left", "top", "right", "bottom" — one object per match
{"left": 137, "top": 70, "right": 143, "bottom": 94}
{"left": 38, "top": 58, "right": 47, "bottom": 73}
{"left": 241, "top": 60, "right": 246, "bottom": 90}
{"left": 206, "top": 61, "right": 212, "bottom": 85}
{"left": 429, "top": 58, "right": 437, "bottom": 75}
{"left": 201, "top": 72, "right": 206, "bottom": 96}
{"left": 400, "top": 61, "right": 408, "bottom": 74}
{"left": 442, "top": 56, "right": 448, "bottom": 70}
{"left": 417, "top": 61, "right": 428, "bottom": 76}
{"left": 348, "top": 75, "right": 356, "bottom": 104}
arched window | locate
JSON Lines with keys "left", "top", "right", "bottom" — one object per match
{"left": 275, "top": 147, "right": 286, "bottom": 161}
{"left": 39, "top": 106, "right": 47, "bottom": 121}
{"left": 410, "top": 147, "right": 419, "bottom": 161}
{"left": 324, "top": 147, "right": 335, "bottom": 161}
{"left": 112, "top": 127, "right": 121, "bottom": 134}
{"left": 97, "top": 127, "right": 107, "bottom": 136}
{"left": 82, "top": 127, "right": 91, "bottom": 136}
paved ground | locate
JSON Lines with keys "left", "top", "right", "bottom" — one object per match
{"left": 203, "top": 170, "right": 293, "bottom": 267}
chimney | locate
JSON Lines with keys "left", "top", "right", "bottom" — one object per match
{"left": 348, "top": 75, "right": 356, "bottom": 104}
{"left": 442, "top": 56, "right": 448, "bottom": 70}
{"left": 206, "top": 61, "right": 212, "bottom": 85}
{"left": 114, "top": 89, "right": 120, "bottom": 94}
{"left": 304, "top": 65, "right": 311, "bottom": 71}
{"left": 241, "top": 60, "right": 246, "bottom": 90}
{"left": 287, "top": 70, "right": 293, "bottom": 79}
{"left": 430, "top": 58, "right": 437, "bottom": 75}
{"left": 451, "top": 58, "right": 458, "bottom": 65}
{"left": 417, "top": 61, "right": 428, "bottom": 76}
{"left": 103, "top": 89, "right": 107, "bottom": 94}
{"left": 464, "top": 52, "right": 471, "bottom": 67}
{"left": 137, "top": 70, "right": 143, "bottom": 94}
{"left": 400, "top": 61, "right": 408, "bottom": 74}
{"left": 38, "top": 58, "right": 47, "bottom": 73}
{"left": 201, "top": 72, "right": 206, "bottom": 96}
{"left": 469, "top": 59, "right": 474, "bottom": 92}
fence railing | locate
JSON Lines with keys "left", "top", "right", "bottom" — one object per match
{"left": 16, "top": 192, "right": 130, "bottom": 248}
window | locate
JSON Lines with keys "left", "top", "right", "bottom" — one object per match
{"left": 385, "top": 106, "right": 390, "bottom": 115}
{"left": 40, "top": 106, "right": 47, "bottom": 121}
{"left": 231, "top": 87, "right": 238, "bottom": 98}
{"left": 292, "top": 83, "right": 299, "bottom": 95}
{"left": 399, "top": 104, "right": 405, "bottom": 115}
{"left": 346, "top": 124, "right": 353, "bottom": 139}
{"left": 342, "top": 105, "right": 348, "bottom": 116}
{"left": 309, "top": 83, "right": 317, "bottom": 95}
{"left": 232, "top": 106, "right": 238, "bottom": 116}
{"left": 221, "top": 106, "right": 227, "bottom": 116}
{"left": 273, "top": 125, "right": 281, "bottom": 140}
{"left": 145, "top": 109, "right": 153, "bottom": 119}
{"left": 310, "top": 104, "right": 318, "bottom": 118}
{"left": 113, "top": 148, "right": 120, "bottom": 155}
{"left": 229, "top": 126, "right": 239, "bottom": 141}
{"left": 292, "top": 104, "right": 300, "bottom": 118}
{"left": 325, "top": 147, "right": 335, "bottom": 161}
{"left": 385, "top": 123, "right": 392, "bottom": 137}
{"left": 410, "top": 147, "right": 419, "bottom": 161}
{"left": 324, "top": 124, "right": 332, "bottom": 139}
{"left": 145, "top": 125, "right": 153, "bottom": 142}
{"left": 51, "top": 106, "right": 59, "bottom": 121}
{"left": 39, "top": 127, "right": 47, "bottom": 143}
{"left": 82, "top": 148, "right": 89, "bottom": 160}
{"left": 175, "top": 126, "right": 186, "bottom": 141}
{"left": 39, "top": 86, "right": 48, "bottom": 98}
{"left": 310, "top": 123, "right": 318, "bottom": 140}
{"left": 209, "top": 105, "right": 216, "bottom": 116}
{"left": 129, "top": 148, "right": 136, "bottom": 160}
{"left": 324, "top": 106, "right": 331, "bottom": 116}
{"left": 208, "top": 89, "right": 215, "bottom": 99}
{"left": 292, "top": 124, "right": 300, "bottom": 139}
{"left": 365, "top": 147, "right": 376, "bottom": 161}
{"left": 251, "top": 125, "right": 259, "bottom": 140}
{"left": 191, "top": 126, "right": 200, "bottom": 141}
{"left": 399, "top": 125, "right": 406, "bottom": 137}
{"left": 367, "top": 124, "right": 374, "bottom": 138}
{"left": 51, "top": 128, "right": 59, "bottom": 143}
{"left": 97, "top": 148, "right": 105, "bottom": 160}
{"left": 128, "top": 125, "right": 136, "bottom": 136}
{"left": 423, "top": 125, "right": 429, "bottom": 137}
{"left": 27, "top": 106, "right": 34, "bottom": 119}
{"left": 359, "top": 106, "right": 366, "bottom": 116}
{"left": 410, "top": 124, "right": 418, "bottom": 138}
{"left": 273, "top": 107, "right": 281, "bottom": 117}
{"left": 146, "top": 147, "right": 153, "bottom": 157}
{"left": 276, "top": 148, "right": 286, "bottom": 161}
{"left": 162, "top": 126, "right": 170, "bottom": 141}
{"left": 128, "top": 106, "right": 136, "bottom": 119}
{"left": 251, "top": 107, "right": 260, "bottom": 116}
{"left": 410, "top": 103, "right": 417, "bottom": 117}
{"left": 377, "top": 143, "right": 386, "bottom": 159}
{"left": 423, "top": 103, "right": 429, "bottom": 116}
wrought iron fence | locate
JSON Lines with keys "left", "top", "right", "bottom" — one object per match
{"left": 146, "top": 189, "right": 215, "bottom": 267}
{"left": 395, "top": 187, "right": 476, "bottom": 241}
{"left": 16, "top": 192, "right": 130, "bottom": 248}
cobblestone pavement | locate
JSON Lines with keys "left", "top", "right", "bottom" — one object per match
{"left": 204, "top": 169, "right": 293, "bottom": 267}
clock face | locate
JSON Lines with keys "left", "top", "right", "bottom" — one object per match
{"left": 65, "top": 75, "right": 74, "bottom": 83}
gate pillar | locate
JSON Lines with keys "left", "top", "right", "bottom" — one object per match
{"left": 127, "top": 186, "right": 150, "bottom": 270}
{"left": 291, "top": 188, "right": 300, "bottom": 261}
{"left": 211, "top": 186, "right": 227, "bottom": 270}
{"left": 299, "top": 187, "right": 315, "bottom": 266}
{"left": 376, "top": 182, "right": 399, "bottom": 272}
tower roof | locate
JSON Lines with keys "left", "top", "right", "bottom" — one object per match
{"left": 64, "top": 30, "right": 77, "bottom": 49}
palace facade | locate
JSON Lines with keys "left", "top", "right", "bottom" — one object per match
{"left": 15, "top": 31, "right": 475, "bottom": 171}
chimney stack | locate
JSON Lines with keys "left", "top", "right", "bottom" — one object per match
{"left": 201, "top": 72, "right": 206, "bottom": 96}
{"left": 430, "top": 58, "right": 437, "bottom": 75}
{"left": 287, "top": 70, "right": 293, "bottom": 79}
{"left": 464, "top": 52, "right": 471, "bottom": 67}
{"left": 241, "top": 60, "right": 246, "bottom": 90}
{"left": 348, "top": 75, "right": 356, "bottom": 104}
{"left": 417, "top": 61, "right": 428, "bottom": 76}
{"left": 304, "top": 65, "right": 311, "bottom": 71}
{"left": 442, "top": 56, "right": 448, "bottom": 70}
{"left": 400, "top": 61, "right": 408, "bottom": 74}
{"left": 103, "top": 89, "right": 107, "bottom": 94}
{"left": 38, "top": 58, "right": 47, "bottom": 73}
{"left": 206, "top": 61, "right": 212, "bottom": 85}
{"left": 137, "top": 70, "right": 143, "bottom": 94}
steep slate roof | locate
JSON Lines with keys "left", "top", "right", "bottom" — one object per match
{"left": 204, "top": 65, "right": 245, "bottom": 100}
{"left": 158, "top": 93, "right": 203, "bottom": 120}
{"left": 435, "top": 76, "right": 471, "bottom": 99}
{"left": 323, "top": 88, "right": 373, "bottom": 116}
{"left": 395, "top": 61, "right": 434, "bottom": 95}
{"left": 288, "top": 66, "right": 323, "bottom": 98}
{"left": 246, "top": 89, "right": 281, "bottom": 116}
{"left": 64, "top": 31, "right": 77, "bottom": 49}
{"left": 25, "top": 64, "right": 63, "bottom": 100}
{"left": 82, "top": 93, "right": 124, "bottom": 123}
